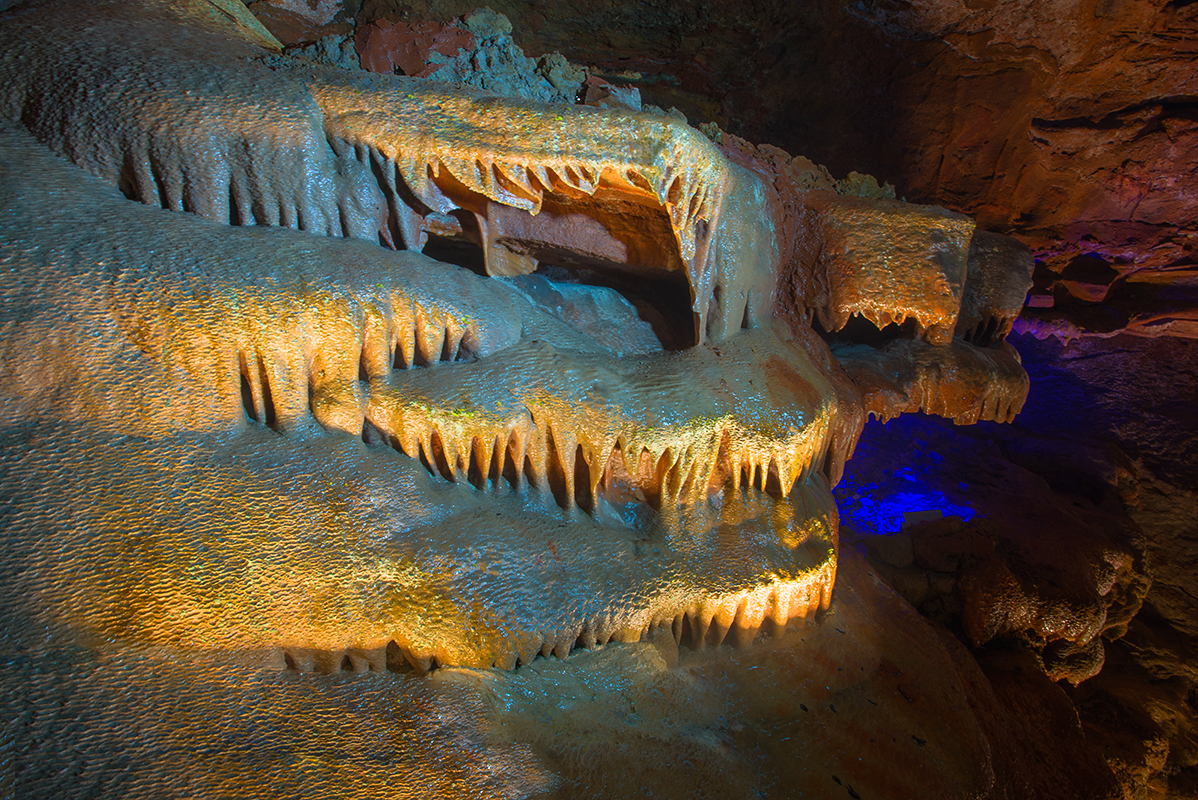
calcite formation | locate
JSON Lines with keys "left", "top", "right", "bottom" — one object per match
{"left": 0, "top": 0, "right": 1037, "bottom": 795}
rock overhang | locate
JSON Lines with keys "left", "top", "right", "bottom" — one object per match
{"left": 0, "top": 0, "right": 1034, "bottom": 679}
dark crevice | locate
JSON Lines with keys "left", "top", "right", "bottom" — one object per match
{"left": 427, "top": 427, "right": 454, "bottom": 480}
{"left": 466, "top": 438, "right": 488, "bottom": 489}
{"left": 149, "top": 158, "right": 171, "bottom": 211}
{"left": 417, "top": 440, "right": 437, "bottom": 475}
{"left": 1031, "top": 96, "right": 1198, "bottom": 131}
{"left": 386, "top": 640, "right": 413, "bottom": 674}
{"left": 574, "top": 444, "right": 594, "bottom": 512}
{"left": 455, "top": 335, "right": 477, "bottom": 362}
{"left": 679, "top": 614, "right": 697, "bottom": 649}
{"left": 544, "top": 427, "right": 572, "bottom": 510}
{"left": 529, "top": 263, "right": 696, "bottom": 350}
{"left": 422, "top": 234, "right": 487, "bottom": 276}
{"left": 117, "top": 154, "right": 138, "bottom": 202}
{"left": 815, "top": 313, "right": 920, "bottom": 347}
{"left": 821, "top": 447, "right": 837, "bottom": 484}
{"left": 251, "top": 195, "right": 267, "bottom": 227}
{"left": 748, "top": 462, "right": 763, "bottom": 493}
{"left": 980, "top": 315, "right": 1000, "bottom": 345}
{"left": 361, "top": 418, "right": 386, "bottom": 446}
{"left": 258, "top": 354, "right": 278, "bottom": 430}
{"left": 488, "top": 435, "right": 505, "bottom": 483}
{"left": 228, "top": 185, "right": 242, "bottom": 226}
{"left": 502, "top": 434, "right": 522, "bottom": 487}
{"left": 440, "top": 330, "right": 457, "bottom": 362}
{"left": 765, "top": 459, "right": 785, "bottom": 498}
{"left": 239, "top": 351, "right": 257, "bottom": 422}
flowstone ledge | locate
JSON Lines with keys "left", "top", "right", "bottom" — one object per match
{"left": 0, "top": 0, "right": 1048, "bottom": 796}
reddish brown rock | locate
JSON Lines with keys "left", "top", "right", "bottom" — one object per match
{"left": 972, "top": 646, "right": 1123, "bottom": 799}
{"left": 247, "top": 1, "right": 349, "bottom": 45}
{"left": 812, "top": 1, "right": 1198, "bottom": 293}
{"left": 1018, "top": 266, "right": 1198, "bottom": 340}
{"left": 581, "top": 73, "right": 640, "bottom": 110}
{"left": 354, "top": 17, "right": 475, "bottom": 76}
{"left": 1070, "top": 629, "right": 1198, "bottom": 798}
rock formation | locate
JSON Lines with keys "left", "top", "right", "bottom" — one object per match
{"left": 0, "top": 0, "right": 1170, "bottom": 797}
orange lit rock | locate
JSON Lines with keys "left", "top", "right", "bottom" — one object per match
{"left": 793, "top": 190, "right": 974, "bottom": 344}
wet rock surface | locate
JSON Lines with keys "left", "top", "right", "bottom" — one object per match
{"left": 3, "top": 0, "right": 1194, "bottom": 795}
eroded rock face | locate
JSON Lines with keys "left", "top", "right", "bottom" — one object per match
{"left": 0, "top": 0, "right": 1048, "bottom": 797}
{"left": 837, "top": 414, "right": 1147, "bottom": 679}
{"left": 1001, "top": 329, "right": 1198, "bottom": 794}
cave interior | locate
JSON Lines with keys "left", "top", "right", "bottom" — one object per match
{"left": 0, "top": 0, "right": 1196, "bottom": 797}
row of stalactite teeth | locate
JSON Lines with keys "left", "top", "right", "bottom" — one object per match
{"left": 331, "top": 136, "right": 717, "bottom": 274}
{"left": 229, "top": 267, "right": 832, "bottom": 514}
{"left": 112, "top": 129, "right": 716, "bottom": 267}
{"left": 864, "top": 357, "right": 1027, "bottom": 426}
{"left": 373, "top": 302, "right": 478, "bottom": 371}
{"left": 957, "top": 314, "right": 1016, "bottom": 347}
{"left": 114, "top": 141, "right": 384, "bottom": 241}
{"left": 272, "top": 577, "right": 832, "bottom": 675}
{"left": 910, "top": 371, "right": 1025, "bottom": 425}
{"left": 811, "top": 304, "right": 954, "bottom": 345}
{"left": 809, "top": 303, "right": 1021, "bottom": 351}
{"left": 237, "top": 296, "right": 479, "bottom": 429}
{"left": 234, "top": 289, "right": 833, "bottom": 513}
{"left": 365, "top": 412, "right": 831, "bottom": 514}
